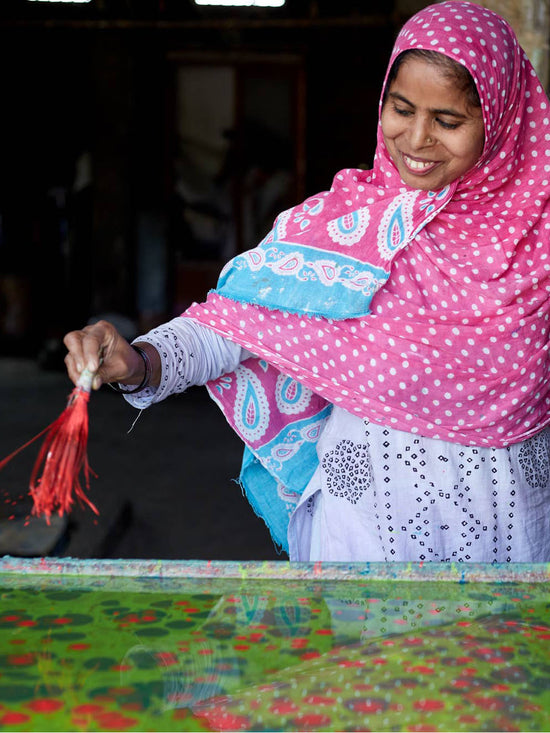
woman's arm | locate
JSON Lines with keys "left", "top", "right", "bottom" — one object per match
{"left": 63, "top": 316, "right": 245, "bottom": 402}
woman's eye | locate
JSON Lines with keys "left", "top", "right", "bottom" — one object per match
{"left": 437, "top": 118, "right": 459, "bottom": 130}
{"left": 393, "top": 105, "right": 413, "bottom": 117}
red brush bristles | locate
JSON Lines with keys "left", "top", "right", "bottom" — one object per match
{"left": 0, "top": 369, "right": 98, "bottom": 522}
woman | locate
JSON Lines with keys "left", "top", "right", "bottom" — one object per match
{"left": 65, "top": 1, "right": 550, "bottom": 562}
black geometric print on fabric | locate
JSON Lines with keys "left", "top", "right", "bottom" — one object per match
{"left": 322, "top": 439, "right": 372, "bottom": 504}
{"left": 401, "top": 479, "right": 492, "bottom": 562}
{"left": 395, "top": 448, "right": 510, "bottom": 563}
{"left": 518, "top": 430, "right": 550, "bottom": 489}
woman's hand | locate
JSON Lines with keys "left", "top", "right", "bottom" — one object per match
{"left": 63, "top": 320, "right": 146, "bottom": 391}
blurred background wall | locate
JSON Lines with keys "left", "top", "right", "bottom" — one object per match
{"left": 0, "top": 0, "right": 547, "bottom": 365}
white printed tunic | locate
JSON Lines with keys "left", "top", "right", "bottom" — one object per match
{"left": 125, "top": 317, "right": 550, "bottom": 563}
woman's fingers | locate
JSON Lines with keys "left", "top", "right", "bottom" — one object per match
{"left": 63, "top": 321, "right": 127, "bottom": 388}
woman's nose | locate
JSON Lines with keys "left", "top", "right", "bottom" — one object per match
{"left": 410, "top": 118, "right": 433, "bottom": 149}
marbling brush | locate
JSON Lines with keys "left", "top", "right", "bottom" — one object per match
{"left": 0, "top": 368, "right": 98, "bottom": 522}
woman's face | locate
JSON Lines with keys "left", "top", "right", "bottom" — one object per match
{"left": 381, "top": 56, "right": 485, "bottom": 191}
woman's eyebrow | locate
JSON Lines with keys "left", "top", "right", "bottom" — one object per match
{"left": 387, "top": 91, "right": 467, "bottom": 119}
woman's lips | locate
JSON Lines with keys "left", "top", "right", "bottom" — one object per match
{"left": 402, "top": 152, "right": 439, "bottom": 175}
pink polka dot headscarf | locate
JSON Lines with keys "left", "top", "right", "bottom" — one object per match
{"left": 187, "top": 1, "right": 550, "bottom": 451}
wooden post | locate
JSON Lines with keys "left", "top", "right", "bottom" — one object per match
{"left": 395, "top": 0, "right": 550, "bottom": 89}
{"left": 480, "top": 0, "right": 549, "bottom": 88}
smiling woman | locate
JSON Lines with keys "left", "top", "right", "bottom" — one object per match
{"left": 63, "top": 1, "right": 550, "bottom": 565}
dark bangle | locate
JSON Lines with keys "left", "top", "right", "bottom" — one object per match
{"left": 108, "top": 344, "right": 153, "bottom": 394}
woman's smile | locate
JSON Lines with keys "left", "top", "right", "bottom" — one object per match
{"left": 400, "top": 152, "right": 439, "bottom": 175}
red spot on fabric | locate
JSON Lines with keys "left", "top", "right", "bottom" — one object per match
{"left": 1, "top": 615, "right": 20, "bottom": 622}
{"left": 94, "top": 712, "right": 139, "bottom": 730}
{"left": 72, "top": 715, "right": 92, "bottom": 726}
{"left": 248, "top": 632, "right": 264, "bottom": 642}
{"left": 406, "top": 665, "right": 434, "bottom": 674}
{"left": 314, "top": 628, "right": 333, "bottom": 635}
{"left": 199, "top": 711, "right": 251, "bottom": 731}
{"left": 351, "top": 700, "right": 385, "bottom": 713}
{"left": 292, "top": 713, "right": 331, "bottom": 729}
{"left": 155, "top": 652, "right": 179, "bottom": 666}
{"left": 451, "top": 679, "right": 471, "bottom": 689}
{"left": 458, "top": 715, "right": 479, "bottom": 724}
{"left": 52, "top": 617, "right": 72, "bottom": 625}
{"left": 404, "top": 636, "right": 424, "bottom": 645}
{"left": 303, "top": 695, "right": 336, "bottom": 706}
{"left": 72, "top": 704, "right": 105, "bottom": 714}
{"left": 0, "top": 712, "right": 31, "bottom": 725}
{"left": 372, "top": 657, "right": 388, "bottom": 665}
{"left": 27, "top": 699, "right": 63, "bottom": 713}
{"left": 338, "top": 660, "right": 365, "bottom": 668}
{"left": 270, "top": 700, "right": 300, "bottom": 715}
{"left": 197, "top": 648, "right": 214, "bottom": 656}
{"left": 111, "top": 664, "right": 132, "bottom": 672}
{"left": 68, "top": 643, "right": 91, "bottom": 651}
{"left": 233, "top": 644, "right": 249, "bottom": 651}
{"left": 8, "top": 640, "right": 26, "bottom": 645}
{"left": 291, "top": 638, "right": 308, "bottom": 649}
{"left": 413, "top": 699, "right": 445, "bottom": 711}
{"left": 122, "top": 614, "right": 140, "bottom": 624}
{"left": 468, "top": 695, "right": 505, "bottom": 711}
{"left": 300, "top": 651, "right": 321, "bottom": 660}
{"left": 7, "top": 653, "right": 34, "bottom": 666}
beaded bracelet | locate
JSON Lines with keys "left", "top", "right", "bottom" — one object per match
{"left": 108, "top": 344, "right": 153, "bottom": 394}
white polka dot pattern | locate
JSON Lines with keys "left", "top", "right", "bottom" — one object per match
{"left": 186, "top": 1, "right": 550, "bottom": 449}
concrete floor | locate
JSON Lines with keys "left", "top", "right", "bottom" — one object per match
{"left": 0, "top": 357, "right": 281, "bottom": 561}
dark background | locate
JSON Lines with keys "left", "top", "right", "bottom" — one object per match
{"left": 0, "top": 0, "right": 424, "bottom": 560}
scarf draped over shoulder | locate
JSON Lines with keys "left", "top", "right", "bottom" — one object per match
{"left": 185, "top": 1, "right": 550, "bottom": 550}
